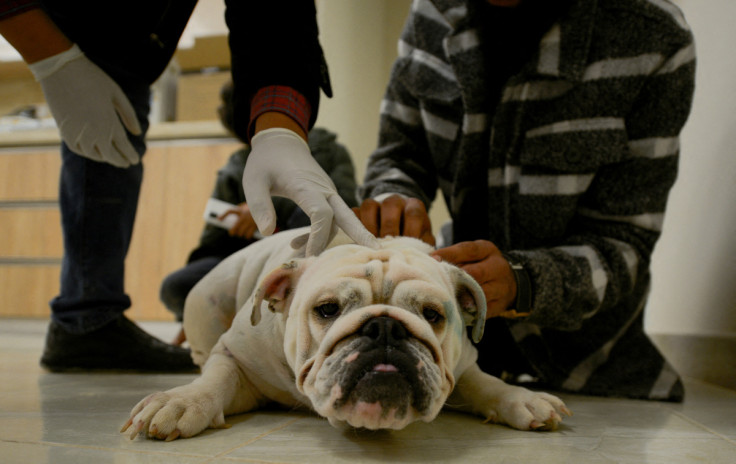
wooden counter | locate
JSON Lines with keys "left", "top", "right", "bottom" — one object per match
{"left": 0, "top": 122, "right": 241, "bottom": 321}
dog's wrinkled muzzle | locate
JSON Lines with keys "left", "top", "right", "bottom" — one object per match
{"left": 298, "top": 306, "right": 452, "bottom": 430}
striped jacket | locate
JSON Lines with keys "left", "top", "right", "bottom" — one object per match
{"left": 360, "top": 0, "right": 695, "bottom": 401}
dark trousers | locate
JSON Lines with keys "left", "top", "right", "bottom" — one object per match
{"left": 159, "top": 257, "right": 222, "bottom": 322}
{"left": 474, "top": 318, "right": 536, "bottom": 380}
{"left": 49, "top": 83, "right": 151, "bottom": 334}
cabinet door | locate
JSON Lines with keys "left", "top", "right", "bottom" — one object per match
{"left": 0, "top": 141, "right": 238, "bottom": 320}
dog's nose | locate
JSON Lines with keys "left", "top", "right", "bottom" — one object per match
{"left": 361, "top": 316, "right": 407, "bottom": 345}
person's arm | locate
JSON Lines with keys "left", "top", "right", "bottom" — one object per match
{"left": 0, "top": 7, "right": 72, "bottom": 63}
{"left": 510, "top": 34, "right": 696, "bottom": 330}
{"left": 353, "top": 43, "right": 442, "bottom": 243}
{"left": 0, "top": 6, "right": 142, "bottom": 167}
{"left": 254, "top": 111, "right": 307, "bottom": 141}
{"left": 225, "top": 0, "right": 327, "bottom": 142}
{"left": 359, "top": 36, "right": 439, "bottom": 209}
{"left": 228, "top": 0, "right": 376, "bottom": 256}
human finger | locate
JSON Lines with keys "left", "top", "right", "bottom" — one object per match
{"left": 432, "top": 240, "right": 499, "bottom": 266}
{"left": 355, "top": 199, "right": 381, "bottom": 237}
{"left": 301, "top": 196, "right": 335, "bottom": 257}
{"left": 331, "top": 197, "right": 379, "bottom": 249}
{"left": 379, "top": 195, "right": 406, "bottom": 238}
{"left": 402, "top": 198, "right": 435, "bottom": 246}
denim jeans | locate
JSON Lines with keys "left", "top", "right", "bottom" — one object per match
{"left": 159, "top": 256, "right": 222, "bottom": 322}
{"left": 49, "top": 82, "right": 151, "bottom": 334}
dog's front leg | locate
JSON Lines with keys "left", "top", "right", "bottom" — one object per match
{"left": 122, "top": 342, "right": 263, "bottom": 441}
{"left": 447, "top": 363, "right": 572, "bottom": 431}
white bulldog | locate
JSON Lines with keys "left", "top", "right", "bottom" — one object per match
{"left": 122, "top": 228, "right": 570, "bottom": 440}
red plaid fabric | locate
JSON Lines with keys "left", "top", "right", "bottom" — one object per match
{"left": 249, "top": 85, "right": 311, "bottom": 141}
{"left": 0, "top": 0, "right": 38, "bottom": 19}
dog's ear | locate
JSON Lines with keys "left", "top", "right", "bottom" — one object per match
{"left": 252, "top": 260, "right": 303, "bottom": 326}
{"left": 447, "top": 266, "right": 487, "bottom": 343}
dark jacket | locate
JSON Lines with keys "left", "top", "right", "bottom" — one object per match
{"left": 361, "top": 0, "right": 696, "bottom": 401}
{"left": 0, "top": 0, "right": 329, "bottom": 139}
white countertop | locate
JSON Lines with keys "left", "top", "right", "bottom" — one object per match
{"left": 0, "top": 120, "right": 231, "bottom": 148}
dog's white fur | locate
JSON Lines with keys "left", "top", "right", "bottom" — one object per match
{"left": 122, "top": 228, "right": 570, "bottom": 440}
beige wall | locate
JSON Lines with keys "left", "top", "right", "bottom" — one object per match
{"left": 0, "top": 62, "right": 44, "bottom": 119}
{"left": 314, "top": 0, "right": 450, "bottom": 232}
{"left": 314, "top": 0, "right": 410, "bottom": 183}
{"left": 645, "top": 0, "right": 736, "bottom": 337}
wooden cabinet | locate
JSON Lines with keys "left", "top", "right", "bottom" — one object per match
{"left": 0, "top": 132, "right": 239, "bottom": 321}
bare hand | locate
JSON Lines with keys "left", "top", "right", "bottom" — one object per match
{"left": 431, "top": 240, "right": 516, "bottom": 319}
{"left": 171, "top": 327, "right": 186, "bottom": 347}
{"left": 219, "top": 203, "right": 259, "bottom": 239}
{"left": 352, "top": 195, "right": 435, "bottom": 246}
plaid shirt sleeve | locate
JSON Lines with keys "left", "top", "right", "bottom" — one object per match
{"left": 0, "top": 0, "right": 39, "bottom": 19}
{"left": 248, "top": 85, "right": 312, "bottom": 141}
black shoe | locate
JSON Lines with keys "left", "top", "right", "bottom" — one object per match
{"left": 40, "top": 315, "right": 198, "bottom": 373}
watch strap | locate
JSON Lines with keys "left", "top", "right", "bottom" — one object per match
{"left": 502, "top": 254, "right": 532, "bottom": 318}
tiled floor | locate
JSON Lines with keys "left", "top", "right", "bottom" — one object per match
{"left": 1, "top": 318, "right": 734, "bottom": 464}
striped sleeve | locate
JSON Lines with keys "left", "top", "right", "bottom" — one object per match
{"left": 518, "top": 25, "right": 696, "bottom": 330}
{"left": 359, "top": 14, "right": 441, "bottom": 207}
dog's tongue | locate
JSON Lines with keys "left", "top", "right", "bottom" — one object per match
{"left": 373, "top": 364, "right": 398, "bottom": 373}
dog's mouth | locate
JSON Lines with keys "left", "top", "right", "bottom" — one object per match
{"left": 334, "top": 344, "right": 427, "bottom": 419}
{"left": 306, "top": 328, "right": 444, "bottom": 430}
{"left": 299, "top": 312, "right": 450, "bottom": 430}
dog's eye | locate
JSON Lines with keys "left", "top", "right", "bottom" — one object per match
{"left": 422, "top": 307, "right": 443, "bottom": 323}
{"left": 315, "top": 302, "right": 341, "bottom": 319}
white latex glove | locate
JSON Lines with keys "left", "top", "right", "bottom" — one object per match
{"left": 244, "top": 128, "right": 379, "bottom": 256}
{"left": 28, "top": 44, "right": 142, "bottom": 168}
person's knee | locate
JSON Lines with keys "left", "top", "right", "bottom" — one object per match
{"left": 160, "top": 258, "right": 222, "bottom": 321}
{"left": 159, "top": 272, "right": 188, "bottom": 320}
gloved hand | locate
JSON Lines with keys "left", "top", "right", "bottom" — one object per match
{"left": 29, "top": 44, "right": 142, "bottom": 168}
{"left": 244, "top": 128, "right": 379, "bottom": 256}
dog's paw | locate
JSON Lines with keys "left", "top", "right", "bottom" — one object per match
{"left": 485, "top": 387, "right": 572, "bottom": 431}
{"left": 121, "top": 386, "right": 229, "bottom": 441}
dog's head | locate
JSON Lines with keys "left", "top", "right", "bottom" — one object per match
{"left": 251, "top": 236, "right": 486, "bottom": 430}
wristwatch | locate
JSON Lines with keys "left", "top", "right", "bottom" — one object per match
{"left": 502, "top": 254, "right": 532, "bottom": 318}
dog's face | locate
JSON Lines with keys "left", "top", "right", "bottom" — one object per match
{"left": 251, "top": 237, "right": 486, "bottom": 430}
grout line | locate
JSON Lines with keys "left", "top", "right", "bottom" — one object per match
{"left": 205, "top": 456, "right": 293, "bottom": 464}
{"left": 669, "top": 410, "right": 736, "bottom": 446}
{"left": 207, "top": 416, "right": 305, "bottom": 462}
{"left": 0, "top": 257, "right": 62, "bottom": 265}
{"left": 684, "top": 377, "right": 736, "bottom": 395}
{"left": 1, "top": 438, "right": 212, "bottom": 460}
{"left": 0, "top": 200, "right": 58, "bottom": 208}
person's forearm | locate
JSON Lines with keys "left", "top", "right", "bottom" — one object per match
{"left": 254, "top": 111, "right": 307, "bottom": 141}
{"left": 0, "top": 8, "right": 72, "bottom": 63}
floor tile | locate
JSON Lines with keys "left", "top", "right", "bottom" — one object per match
{"left": 664, "top": 379, "right": 736, "bottom": 441}
{"left": 222, "top": 396, "right": 736, "bottom": 464}
{"left": 2, "top": 440, "right": 210, "bottom": 464}
{"left": 1, "top": 318, "right": 735, "bottom": 464}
